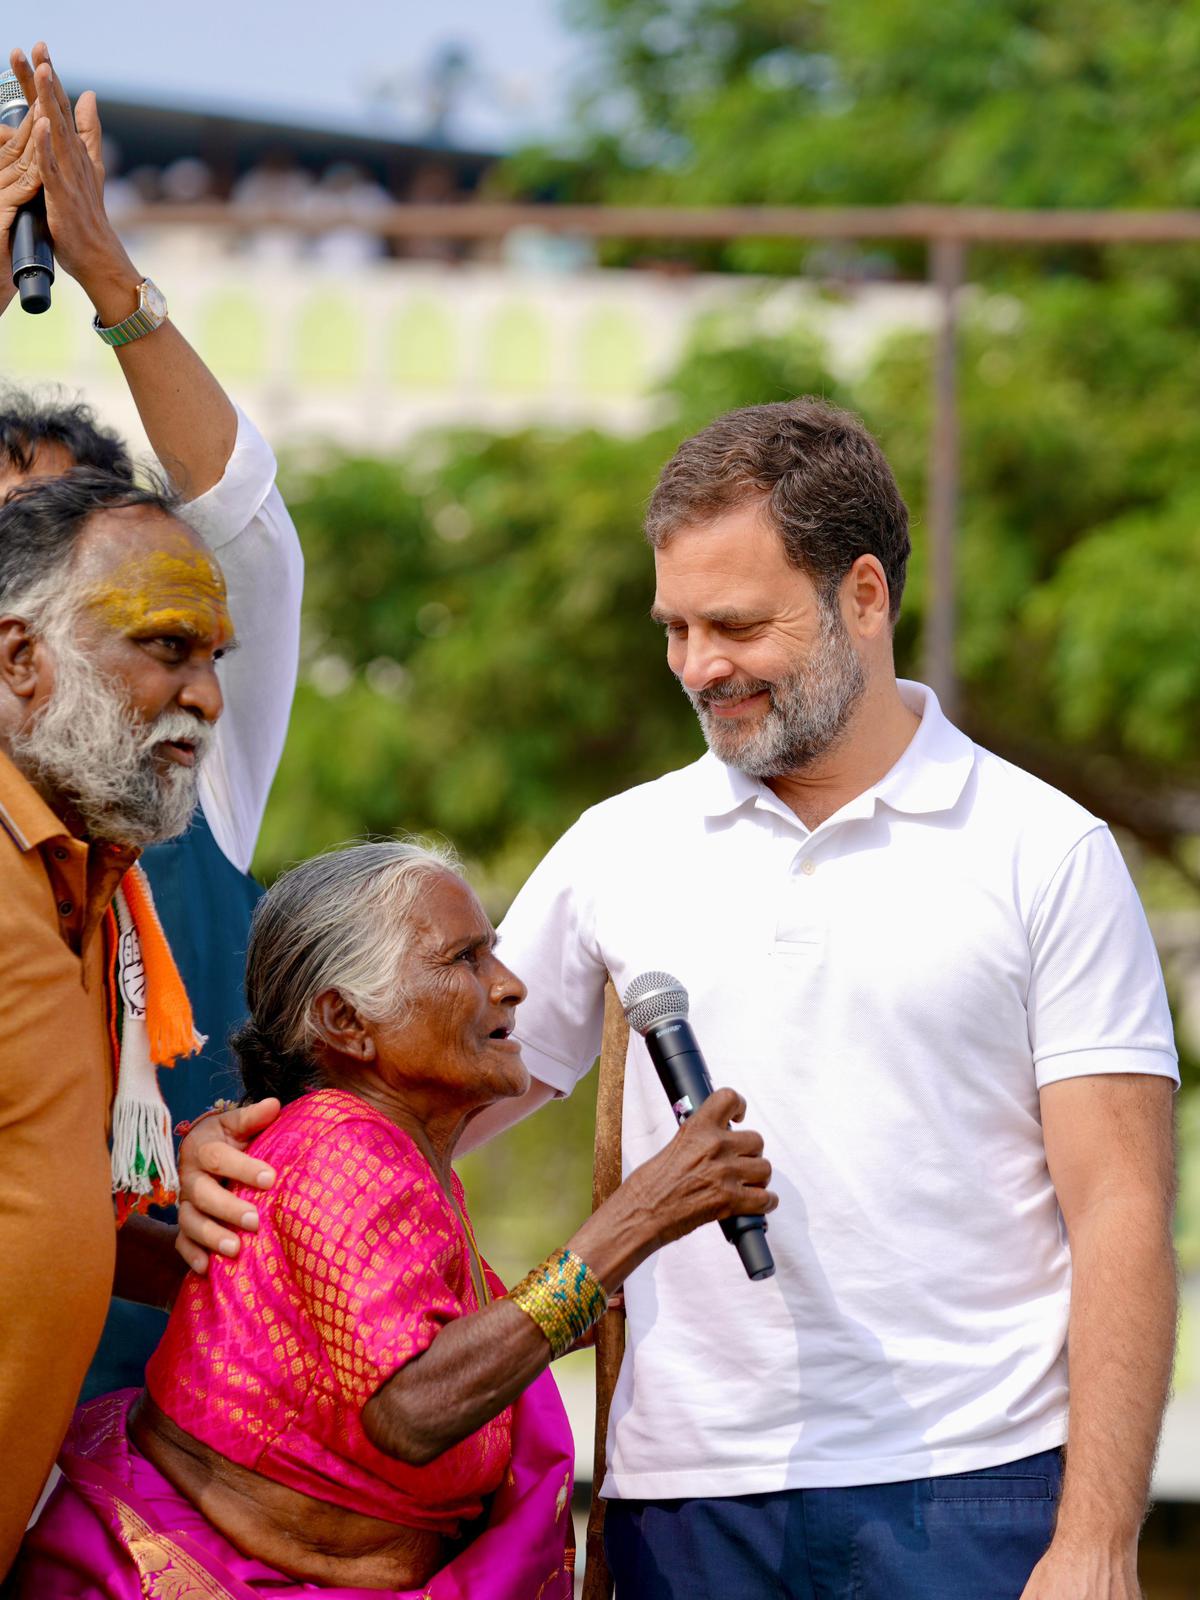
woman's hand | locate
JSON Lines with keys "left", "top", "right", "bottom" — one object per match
{"left": 0, "top": 50, "right": 41, "bottom": 317}
{"left": 627, "top": 1088, "right": 776, "bottom": 1250}
{"left": 365, "top": 1094, "right": 773, "bottom": 1466}
{"left": 572, "top": 1089, "right": 776, "bottom": 1292}
{"left": 175, "top": 1099, "right": 281, "bottom": 1273}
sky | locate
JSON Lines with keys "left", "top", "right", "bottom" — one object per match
{"left": 15, "top": 0, "right": 589, "bottom": 151}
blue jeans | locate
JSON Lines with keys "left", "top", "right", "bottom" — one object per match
{"left": 604, "top": 1447, "right": 1063, "bottom": 1599}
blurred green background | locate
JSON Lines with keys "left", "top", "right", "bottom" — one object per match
{"left": 252, "top": 0, "right": 1200, "bottom": 1283}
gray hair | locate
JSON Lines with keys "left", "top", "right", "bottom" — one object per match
{"left": 233, "top": 839, "right": 462, "bottom": 1105}
{"left": 645, "top": 398, "right": 911, "bottom": 623}
{"left": 0, "top": 467, "right": 182, "bottom": 628}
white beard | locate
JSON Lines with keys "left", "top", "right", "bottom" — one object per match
{"left": 10, "top": 633, "right": 211, "bottom": 845}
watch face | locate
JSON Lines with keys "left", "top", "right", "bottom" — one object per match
{"left": 140, "top": 279, "right": 168, "bottom": 321}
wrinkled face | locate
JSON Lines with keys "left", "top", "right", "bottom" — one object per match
{"left": 10, "top": 506, "right": 234, "bottom": 844}
{"left": 652, "top": 500, "right": 865, "bottom": 776}
{"left": 371, "top": 873, "right": 530, "bottom": 1111}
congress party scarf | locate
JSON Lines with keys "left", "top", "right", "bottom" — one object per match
{"left": 106, "top": 865, "right": 204, "bottom": 1224}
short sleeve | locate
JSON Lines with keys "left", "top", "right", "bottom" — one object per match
{"left": 1028, "top": 826, "right": 1178, "bottom": 1089}
{"left": 274, "top": 1118, "right": 468, "bottom": 1407}
{"left": 496, "top": 819, "right": 609, "bottom": 1096}
{"left": 183, "top": 406, "right": 304, "bottom": 872}
{"left": 179, "top": 404, "right": 278, "bottom": 547}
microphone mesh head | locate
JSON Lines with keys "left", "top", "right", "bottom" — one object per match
{"left": 0, "top": 72, "right": 26, "bottom": 113}
{"left": 623, "top": 971, "right": 689, "bottom": 1035}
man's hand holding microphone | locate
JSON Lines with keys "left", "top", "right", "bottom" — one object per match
{"left": 0, "top": 42, "right": 146, "bottom": 325}
{"left": 0, "top": 49, "right": 41, "bottom": 316}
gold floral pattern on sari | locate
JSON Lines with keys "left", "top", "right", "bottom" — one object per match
{"left": 110, "top": 1491, "right": 237, "bottom": 1600}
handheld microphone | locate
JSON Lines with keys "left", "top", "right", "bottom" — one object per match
{"left": 0, "top": 71, "right": 54, "bottom": 314}
{"left": 623, "top": 971, "right": 775, "bottom": 1282}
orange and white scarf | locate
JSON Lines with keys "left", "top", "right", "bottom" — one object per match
{"left": 108, "top": 865, "right": 204, "bottom": 1224}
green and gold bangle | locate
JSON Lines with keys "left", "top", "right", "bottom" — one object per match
{"left": 508, "top": 1248, "right": 609, "bottom": 1358}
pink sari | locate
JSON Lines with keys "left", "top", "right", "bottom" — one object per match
{"left": 15, "top": 1385, "right": 574, "bottom": 1599}
{"left": 16, "top": 1092, "right": 575, "bottom": 1599}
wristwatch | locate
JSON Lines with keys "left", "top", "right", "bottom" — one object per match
{"left": 93, "top": 278, "right": 169, "bottom": 347}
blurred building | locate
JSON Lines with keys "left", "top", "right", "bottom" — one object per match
{"left": 94, "top": 90, "right": 494, "bottom": 208}
{"left": 0, "top": 236, "right": 939, "bottom": 452}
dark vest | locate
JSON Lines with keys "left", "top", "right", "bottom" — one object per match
{"left": 81, "top": 807, "right": 263, "bottom": 1398}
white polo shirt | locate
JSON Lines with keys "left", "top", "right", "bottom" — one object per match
{"left": 496, "top": 681, "right": 1178, "bottom": 1498}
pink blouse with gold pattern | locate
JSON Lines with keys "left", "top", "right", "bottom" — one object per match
{"left": 146, "top": 1088, "right": 512, "bottom": 1533}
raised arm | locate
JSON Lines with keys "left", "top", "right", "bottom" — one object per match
{"left": 12, "top": 43, "right": 236, "bottom": 495}
{"left": 183, "top": 455, "right": 304, "bottom": 872}
{"left": 362, "top": 1089, "right": 774, "bottom": 1464}
{"left": 1020, "top": 1073, "right": 1176, "bottom": 1600}
{"left": 10, "top": 44, "right": 305, "bottom": 868}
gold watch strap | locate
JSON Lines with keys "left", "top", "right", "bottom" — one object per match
{"left": 93, "top": 282, "right": 166, "bottom": 348}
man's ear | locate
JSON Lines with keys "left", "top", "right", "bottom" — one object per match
{"left": 311, "top": 989, "right": 377, "bottom": 1063}
{"left": 0, "top": 616, "right": 45, "bottom": 701}
{"left": 844, "top": 555, "right": 892, "bottom": 641}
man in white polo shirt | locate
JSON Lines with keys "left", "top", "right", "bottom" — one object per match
{"left": 477, "top": 399, "right": 1178, "bottom": 1598}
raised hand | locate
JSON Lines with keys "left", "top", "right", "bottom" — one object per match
{"left": 19, "top": 42, "right": 141, "bottom": 318}
{"left": 0, "top": 49, "right": 42, "bottom": 314}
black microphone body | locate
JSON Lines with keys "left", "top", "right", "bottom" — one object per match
{"left": 642, "top": 1014, "right": 776, "bottom": 1282}
{"left": 0, "top": 75, "right": 54, "bottom": 314}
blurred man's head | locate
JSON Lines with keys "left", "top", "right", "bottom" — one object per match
{"left": 0, "top": 471, "right": 232, "bottom": 845}
{"left": 646, "top": 398, "right": 910, "bottom": 777}
{"left": 0, "top": 390, "right": 133, "bottom": 497}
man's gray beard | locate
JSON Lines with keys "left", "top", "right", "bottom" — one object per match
{"left": 687, "top": 600, "right": 867, "bottom": 778}
{"left": 10, "top": 633, "right": 210, "bottom": 846}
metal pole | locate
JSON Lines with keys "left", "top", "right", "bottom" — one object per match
{"left": 119, "top": 201, "right": 1200, "bottom": 245}
{"left": 924, "top": 236, "right": 964, "bottom": 722}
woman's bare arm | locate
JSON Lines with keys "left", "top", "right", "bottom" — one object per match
{"left": 362, "top": 1090, "right": 775, "bottom": 1464}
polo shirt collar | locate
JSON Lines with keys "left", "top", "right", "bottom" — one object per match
{"left": 0, "top": 745, "right": 73, "bottom": 852}
{"left": 692, "top": 678, "right": 976, "bottom": 822}
{"left": 692, "top": 750, "right": 761, "bottom": 818}
{"left": 872, "top": 680, "right": 976, "bottom": 816}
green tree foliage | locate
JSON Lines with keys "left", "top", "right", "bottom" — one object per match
{"left": 535, "top": 0, "right": 1200, "bottom": 211}
{"left": 264, "top": 278, "right": 1200, "bottom": 1021}
{"left": 503, "top": 1, "right": 1200, "bottom": 280}
{"left": 266, "top": 284, "right": 1200, "bottom": 896}
{"left": 260, "top": 0, "right": 1200, "bottom": 1254}
{"left": 854, "top": 277, "right": 1200, "bottom": 889}
{"left": 261, "top": 290, "right": 1200, "bottom": 1259}
{"left": 264, "top": 324, "right": 842, "bottom": 902}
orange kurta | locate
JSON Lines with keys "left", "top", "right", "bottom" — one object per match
{"left": 0, "top": 748, "right": 136, "bottom": 1574}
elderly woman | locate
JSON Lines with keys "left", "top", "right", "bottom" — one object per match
{"left": 18, "top": 842, "right": 774, "bottom": 1599}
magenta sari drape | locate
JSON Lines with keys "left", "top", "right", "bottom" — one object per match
{"left": 14, "top": 1387, "right": 575, "bottom": 1599}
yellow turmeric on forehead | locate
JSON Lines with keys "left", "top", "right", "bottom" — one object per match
{"left": 84, "top": 547, "right": 233, "bottom": 645}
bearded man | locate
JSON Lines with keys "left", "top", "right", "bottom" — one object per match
{"left": 0, "top": 38, "right": 303, "bottom": 1420}
{"left": 0, "top": 468, "right": 275, "bottom": 1569}
{"left": 468, "top": 399, "right": 1177, "bottom": 1599}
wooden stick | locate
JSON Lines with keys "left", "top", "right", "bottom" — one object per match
{"left": 582, "top": 980, "right": 629, "bottom": 1600}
